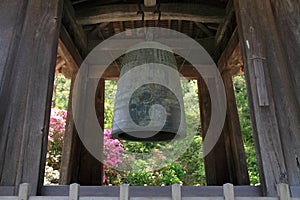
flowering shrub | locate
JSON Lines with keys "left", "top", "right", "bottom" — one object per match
{"left": 44, "top": 108, "right": 67, "bottom": 185}
{"left": 103, "top": 129, "right": 124, "bottom": 185}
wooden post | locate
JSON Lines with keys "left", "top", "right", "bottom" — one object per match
{"left": 222, "top": 71, "right": 250, "bottom": 185}
{"left": 60, "top": 77, "right": 82, "bottom": 184}
{"left": 120, "top": 184, "right": 129, "bottom": 200}
{"left": 198, "top": 77, "right": 230, "bottom": 185}
{"left": 172, "top": 184, "right": 181, "bottom": 200}
{"left": 77, "top": 78, "right": 104, "bottom": 185}
{"left": 18, "top": 183, "right": 30, "bottom": 200}
{"left": 223, "top": 183, "right": 235, "bottom": 200}
{"left": 69, "top": 183, "right": 80, "bottom": 200}
{"left": 277, "top": 184, "right": 291, "bottom": 200}
{"left": 0, "top": 0, "right": 63, "bottom": 195}
{"left": 233, "top": 0, "right": 298, "bottom": 196}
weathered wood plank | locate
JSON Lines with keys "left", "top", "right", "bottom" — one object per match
{"left": 0, "top": 187, "right": 15, "bottom": 196}
{"left": 40, "top": 185, "right": 263, "bottom": 197}
{"left": 76, "top": 4, "right": 225, "bottom": 25}
{"left": 266, "top": 0, "right": 300, "bottom": 186}
{"left": 0, "top": 0, "right": 28, "bottom": 185}
{"left": 234, "top": 0, "right": 289, "bottom": 196}
{"left": 0, "top": 0, "right": 63, "bottom": 195}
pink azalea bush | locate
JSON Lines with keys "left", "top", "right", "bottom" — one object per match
{"left": 45, "top": 108, "right": 67, "bottom": 184}
{"left": 46, "top": 108, "right": 124, "bottom": 185}
{"left": 103, "top": 129, "right": 124, "bottom": 185}
{"left": 48, "top": 108, "right": 67, "bottom": 142}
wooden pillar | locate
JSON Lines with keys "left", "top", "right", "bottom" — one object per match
{"left": 59, "top": 27, "right": 103, "bottom": 185}
{"left": 198, "top": 77, "right": 230, "bottom": 185}
{"left": 266, "top": 0, "right": 300, "bottom": 187}
{"left": 222, "top": 71, "right": 250, "bottom": 185}
{"left": 0, "top": 0, "right": 63, "bottom": 195}
{"left": 77, "top": 79, "right": 104, "bottom": 185}
{"left": 60, "top": 77, "right": 81, "bottom": 184}
{"left": 233, "top": 0, "right": 300, "bottom": 196}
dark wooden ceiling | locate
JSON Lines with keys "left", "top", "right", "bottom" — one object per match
{"left": 59, "top": 0, "right": 241, "bottom": 77}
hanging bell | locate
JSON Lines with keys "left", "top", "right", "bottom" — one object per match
{"left": 112, "top": 41, "right": 186, "bottom": 142}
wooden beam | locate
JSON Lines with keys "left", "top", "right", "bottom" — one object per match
{"left": 60, "top": 25, "right": 83, "bottom": 67}
{"left": 87, "top": 37, "right": 216, "bottom": 55}
{"left": 89, "top": 22, "right": 110, "bottom": 37}
{"left": 88, "top": 64, "right": 220, "bottom": 80}
{"left": 57, "top": 40, "right": 78, "bottom": 78}
{"left": 0, "top": 0, "right": 63, "bottom": 195}
{"left": 217, "top": 28, "right": 242, "bottom": 74}
{"left": 40, "top": 185, "right": 263, "bottom": 197}
{"left": 194, "top": 22, "right": 214, "bottom": 37}
{"left": 62, "top": 0, "right": 87, "bottom": 57}
{"left": 215, "top": 0, "right": 235, "bottom": 45}
{"left": 76, "top": 3, "right": 225, "bottom": 25}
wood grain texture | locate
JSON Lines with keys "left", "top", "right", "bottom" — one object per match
{"left": 222, "top": 72, "right": 250, "bottom": 185}
{"left": 0, "top": 0, "right": 63, "bottom": 195}
{"left": 234, "top": 0, "right": 293, "bottom": 196}
{"left": 266, "top": 0, "right": 300, "bottom": 187}
{"left": 198, "top": 77, "right": 231, "bottom": 185}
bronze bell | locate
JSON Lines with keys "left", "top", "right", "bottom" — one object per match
{"left": 112, "top": 41, "right": 186, "bottom": 142}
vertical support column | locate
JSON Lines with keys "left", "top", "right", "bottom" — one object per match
{"left": 77, "top": 78, "right": 104, "bottom": 185}
{"left": 0, "top": 0, "right": 63, "bottom": 195}
{"left": 234, "top": 0, "right": 290, "bottom": 196}
{"left": 198, "top": 77, "right": 230, "bottom": 185}
{"left": 60, "top": 76, "right": 82, "bottom": 184}
{"left": 222, "top": 71, "right": 250, "bottom": 185}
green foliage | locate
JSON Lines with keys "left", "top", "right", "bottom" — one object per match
{"left": 104, "top": 80, "right": 117, "bottom": 129}
{"left": 52, "top": 74, "right": 71, "bottom": 109}
{"left": 121, "top": 162, "right": 184, "bottom": 186}
{"left": 177, "top": 135, "right": 206, "bottom": 185}
{"left": 47, "top": 74, "right": 260, "bottom": 186}
{"left": 233, "top": 74, "right": 260, "bottom": 185}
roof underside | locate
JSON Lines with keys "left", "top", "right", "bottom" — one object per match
{"left": 58, "top": 0, "right": 242, "bottom": 78}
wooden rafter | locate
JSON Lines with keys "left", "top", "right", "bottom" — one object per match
{"left": 194, "top": 22, "right": 214, "bottom": 37}
{"left": 217, "top": 28, "right": 243, "bottom": 75}
{"left": 63, "top": 0, "right": 87, "bottom": 57}
{"left": 215, "top": 0, "right": 235, "bottom": 45}
{"left": 76, "top": 3, "right": 225, "bottom": 25}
